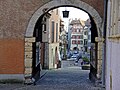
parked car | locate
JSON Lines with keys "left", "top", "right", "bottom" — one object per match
{"left": 68, "top": 55, "right": 77, "bottom": 61}
{"left": 67, "top": 52, "right": 72, "bottom": 59}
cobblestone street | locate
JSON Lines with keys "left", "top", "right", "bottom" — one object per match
{"left": 35, "top": 67, "right": 105, "bottom": 90}
{"left": 0, "top": 65, "right": 105, "bottom": 90}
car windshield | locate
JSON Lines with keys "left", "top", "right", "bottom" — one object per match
{"left": 71, "top": 55, "right": 77, "bottom": 58}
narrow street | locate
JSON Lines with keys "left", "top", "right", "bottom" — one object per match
{"left": 14, "top": 65, "right": 104, "bottom": 90}
{"left": 35, "top": 67, "right": 104, "bottom": 90}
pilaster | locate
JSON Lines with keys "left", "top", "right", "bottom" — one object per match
{"left": 24, "top": 37, "right": 35, "bottom": 84}
{"left": 95, "top": 37, "right": 104, "bottom": 79}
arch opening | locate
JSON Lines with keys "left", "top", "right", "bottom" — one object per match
{"left": 24, "top": 0, "right": 103, "bottom": 84}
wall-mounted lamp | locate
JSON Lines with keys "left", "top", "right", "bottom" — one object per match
{"left": 62, "top": 7, "right": 69, "bottom": 18}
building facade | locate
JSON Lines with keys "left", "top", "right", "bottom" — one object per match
{"left": 83, "top": 26, "right": 88, "bottom": 52}
{"left": 85, "top": 19, "right": 91, "bottom": 53}
{"left": 47, "top": 9, "right": 60, "bottom": 69}
{"left": 106, "top": 0, "right": 120, "bottom": 90}
{"left": 59, "top": 21, "right": 67, "bottom": 59}
{"left": 69, "top": 19, "right": 84, "bottom": 51}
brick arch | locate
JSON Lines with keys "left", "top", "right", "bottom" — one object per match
{"left": 25, "top": 0, "right": 102, "bottom": 38}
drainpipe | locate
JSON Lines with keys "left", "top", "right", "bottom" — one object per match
{"left": 102, "top": 0, "right": 108, "bottom": 86}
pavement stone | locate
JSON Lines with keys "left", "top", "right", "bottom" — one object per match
{"left": 13, "top": 67, "right": 105, "bottom": 90}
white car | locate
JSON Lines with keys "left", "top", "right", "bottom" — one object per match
{"left": 70, "top": 55, "right": 77, "bottom": 60}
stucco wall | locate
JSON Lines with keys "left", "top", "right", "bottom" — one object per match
{"left": 0, "top": 0, "right": 49, "bottom": 75}
{"left": 49, "top": 8, "right": 60, "bottom": 43}
{"left": 106, "top": 40, "right": 120, "bottom": 90}
{"left": 111, "top": 41, "right": 120, "bottom": 90}
{"left": 106, "top": 0, "right": 120, "bottom": 89}
{"left": 0, "top": 0, "right": 104, "bottom": 79}
{"left": 0, "top": 0, "right": 50, "bottom": 39}
{"left": 0, "top": 0, "right": 104, "bottom": 39}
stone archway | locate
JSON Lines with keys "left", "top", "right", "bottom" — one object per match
{"left": 25, "top": 0, "right": 102, "bottom": 37}
{"left": 24, "top": 0, "right": 103, "bottom": 83}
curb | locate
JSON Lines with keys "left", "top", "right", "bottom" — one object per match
{"left": 40, "top": 70, "right": 47, "bottom": 79}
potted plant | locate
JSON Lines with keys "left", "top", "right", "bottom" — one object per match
{"left": 82, "top": 57, "right": 89, "bottom": 64}
{"left": 81, "top": 57, "right": 90, "bottom": 70}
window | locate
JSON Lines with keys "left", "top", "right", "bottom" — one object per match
{"left": 56, "top": 9, "right": 58, "bottom": 15}
{"left": 77, "top": 29, "right": 78, "bottom": 32}
{"left": 80, "top": 40, "right": 83, "bottom": 44}
{"left": 78, "top": 36, "right": 80, "bottom": 39}
{"left": 72, "top": 40, "right": 76, "bottom": 44}
{"left": 56, "top": 23, "right": 58, "bottom": 42}
{"left": 72, "top": 40, "right": 74, "bottom": 44}
{"left": 80, "top": 35, "right": 83, "bottom": 39}
{"left": 84, "top": 31, "right": 88, "bottom": 35}
{"left": 36, "top": 29, "right": 38, "bottom": 37}
{"left": 42, "top": 17, "right": 46, "bottom": 32}
{"left": 74, "top": 35, "right": 76, "bottom": 39}
{"left": 36, "top": 42, "right": 41, "bottom": 66}
{"left": 75, "top": 29, "right": 77, "bottom": 32}
{"left": 52, "top": 21, "right": 55, "bottom": 43}
{"left": 72, "top": 29, "right": 75, "bottom": 32}
{"left": 72, "top": 35, "right": 76, "bottom": 39}
{"left": 76, "top": 35, "right": 80, "bottom": 39}
{"left": 73, "top": 29, "right": 77, "bottom": 32}
{"left": 78, "top": 40, "right": 80, "bottom": 44}
{"left": 84, "top": 39, "right": 88, "bottom": 45}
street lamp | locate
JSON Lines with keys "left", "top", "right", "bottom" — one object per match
{"left": 62, "top": 11, "right": 69, "bottom": 18}
{"left": 62, "top": 7, "right": 69, "bottom": 18}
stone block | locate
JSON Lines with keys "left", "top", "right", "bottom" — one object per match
{"left": 25, "top": 68, "right": 32, "bottom": 74}
{"left": 97, "top": 59, "right": 102, "bottom": 65}
{"left": 97, "top": 43, "right": 103, "bottom": 51}
{"left": 25, "top": 59, "right": 32, "bottom": 68}
{"left": 25, "top": 52, "right": 32, "bottom": 59}
{"left": 98, "top": 55, "right": 102, "bottom": 60}
{"left": 25, "top": 47, "right": 32, "bottom": 51}
{"left": 25, "top": 37, "right": 35, "bottom": 42}
{"left": 25, "top": 42, "right": 32, "bottom": 47}
{"left": 95, "top": 37, "right": 104, "bottom": 42}
{"left": 98, "top": 51, "right": 102, "bottom": 59}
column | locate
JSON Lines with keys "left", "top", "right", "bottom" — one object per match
{"left": 24, "top": 37, "right": 35, "bottom": 84}
{"left": 95, "top": 37, "right": 104, "bottom": 79}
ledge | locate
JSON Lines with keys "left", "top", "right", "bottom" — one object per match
{"left": 108, "top": 34, "right": 120, "bottom": 39}
{"left": 81, "top": 64, "right": 90, "bottom": 70}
